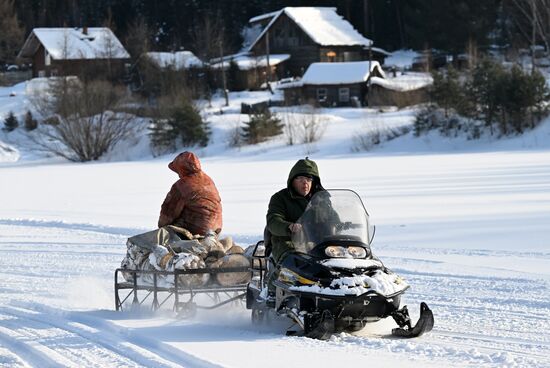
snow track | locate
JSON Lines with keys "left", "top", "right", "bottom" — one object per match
{"left": 2, "top": 145, "right": 550, "bottom": 367}
{"left": 0, "top": 304, "right": 221, "bottom": 368}
{"left": 1, "top": 220, "right": 548, "bottom": 367}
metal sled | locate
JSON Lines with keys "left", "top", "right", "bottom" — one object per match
{"left": 114, "top": 266, "right": 253, "bottom": 315}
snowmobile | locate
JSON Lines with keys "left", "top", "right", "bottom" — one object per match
{"left": 246, "top": 189, "right": 434, "bottom": 340}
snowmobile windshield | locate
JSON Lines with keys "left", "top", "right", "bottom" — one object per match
{"left": 291, "top": 189, "right": 374, "bottom": 253}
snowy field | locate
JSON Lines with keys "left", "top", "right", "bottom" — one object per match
{"left": 1, "top": 80, "right": 550, "bottom": 367}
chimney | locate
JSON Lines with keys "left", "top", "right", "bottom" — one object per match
{"left": 83, "top": 26, "right": 88, "bottom": 35}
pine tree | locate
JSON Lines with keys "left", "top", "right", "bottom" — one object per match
{"left": 241, "top": 110, "right": 282, "bottom": 144}
{"left": 149, "top": 99, "right": 210, "bottom": 155}
{"left": 172, "top": 102, "right": 210, "bottom": 147}
{"left": 430, "top": 67, "right": 463, "bottom": 118}
{"left": 3, "top": 111, "right": 19, "bottom": 132}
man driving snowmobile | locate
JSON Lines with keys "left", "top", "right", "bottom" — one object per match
{"left": 265, "top": 157, "right": 325, "bottom": 298}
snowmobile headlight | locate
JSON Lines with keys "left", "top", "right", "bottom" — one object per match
{"left": 325, "top": 246, "right": 346, "bottom": 258}
{"left": 347, "top": 246, "right": 367, "bottom": 259}
{"left": 325, "top": 246, "right": 367, "bottom": 258}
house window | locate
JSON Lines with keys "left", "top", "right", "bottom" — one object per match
{"left": 45, "top": 53, "right": 51, "bottom": 66}
{"left": 316, "top": 88, "right": 327, "bottom": 103}
{"left": 339, "top": 88, "right": 350, "bottom": 103}
{"left": 343, "top": 51, "right": 359, "bottom": 61}
{"left": 38, "top": 70, "right": 46, "bottom": 77}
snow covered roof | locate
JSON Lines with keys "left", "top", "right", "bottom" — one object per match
{"left": 211, "top": 53, "right": 290, "bottom": 70}
{"left": 279, "top": 61, "right": 384, "bottom": 88}
{"left": 18, "top": 28, "right": 130, "bottom": 60}
{"left": 145, "top": 51, "right": 204, "bottom": 69}
{"left": 248, "top": 7, "right": 373, "bottom": 51}
{"left": 369, "top": 72, "right": 433, "bottom": 92}
{"left": 249, "top": 10, "right": 280, "bottom": 24}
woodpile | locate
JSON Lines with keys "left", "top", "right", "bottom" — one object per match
{"left": 121, "top": 227, "right": 253, "bottom": 287}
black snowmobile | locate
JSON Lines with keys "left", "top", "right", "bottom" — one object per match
{"left": 246, "top": 189, "right": 434, "bottom": 340}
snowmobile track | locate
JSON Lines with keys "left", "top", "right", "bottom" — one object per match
{"left": 0, "top": 305, "right": 223, "bottom": 368}
{"left": 0, "top": 324, "right": 77, "bottom": 367}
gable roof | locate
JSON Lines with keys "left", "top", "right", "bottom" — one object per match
{"left": 210, "top": 53, "right": 290, "bottom": 70}
{"left": 145, "top": 51, "right": 204, "bottom": 69}
{"left": 278, "top": 61, "right": 385, "bottom": 88}
{"left": 18, "top": 27, "right": 130, "bottom": 60}
{"left": 248, "top": 7, "right": 373, "bottom": 51}
{"left": 369, "top": 72, "right": 433, "bottom": 92}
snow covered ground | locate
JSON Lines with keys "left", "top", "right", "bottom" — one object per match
{"left": 1, "top": 78, "right": 550, "bottom": 367}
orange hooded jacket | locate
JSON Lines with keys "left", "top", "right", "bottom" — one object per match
{"left": 158, "top": 151, "right": 222, "bottom": 235}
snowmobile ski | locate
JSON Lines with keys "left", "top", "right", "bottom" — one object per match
{"left": 391, "top": 302, "right": 434, "bottom": 338}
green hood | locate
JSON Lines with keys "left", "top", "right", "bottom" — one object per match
{"left": 287, "top": 158, "right": 324, "bottom": 195}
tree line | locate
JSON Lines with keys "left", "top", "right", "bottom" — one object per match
{"left": 3, "top": 0, "right": 550, "bottom": 65}
{"left": 3, "top": 0, "right": 550, "bottom": 162}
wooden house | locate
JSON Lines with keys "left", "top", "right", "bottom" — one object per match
{"left": 18, "top": 27, "right": 130, "bottom": 81}
{"left": 210, "top": 53, "right": 290, "bottom": 91}
{"left": 367, "top": 72, "right": 432, "bottom": 108}
{"left": 278, "top": 61, "right": 385, "bottom": 107}
{"left": 247, "top": 7, "right": 388, "bottom": 77}
{"left": 131, "top": 50, "right": 205, "bottom": 97}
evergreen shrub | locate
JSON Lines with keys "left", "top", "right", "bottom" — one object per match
{"left": 241, "top": 110, "right": 283, "bottom": 144}
{"left": 3, "top": 111, "right": 18, "bottom": 132}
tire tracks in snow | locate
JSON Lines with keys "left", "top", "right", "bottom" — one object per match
{"left": 0, "top": 324, "right": 76, "bottom": 368}
{"left": 0, "top": 308, "right": 143, "bottom": 367}
{"left": 1, "top": 304, "right": 223, "bottom": 368}
{"left": 332, "top": 329, "right": 548, "bottom": 368}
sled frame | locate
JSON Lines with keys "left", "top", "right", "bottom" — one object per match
{"left": 114, "top": 267, "right": 251, "bottom": 313}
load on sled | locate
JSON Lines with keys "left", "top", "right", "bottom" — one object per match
{"left": 114, "top": 225, "right": 255, "bottom": 315}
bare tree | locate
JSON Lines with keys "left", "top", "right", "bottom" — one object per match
{"left": 30, "top": 78, "right": 137, "bottom": 162}
{"left": 125, "top": 17, "right": 151, "bottom": 63}
{"left": 191, "top": 13, "right": 229, "bottom": 105}
{"left": 282, "top": 106, "right": 327, "bottom": 146}
{"left": 508, "top": 0, "right": 550, "bottom": 66}
{"left": 0, "top": 0, "right": 24, "bottom": 65}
